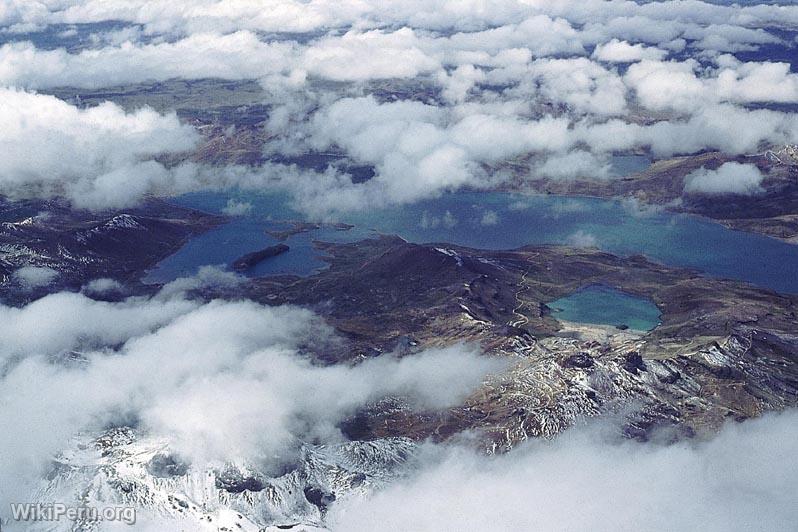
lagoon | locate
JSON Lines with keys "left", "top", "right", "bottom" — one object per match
{"left": 548, "top": 285, "right": 662, "bottom": 332}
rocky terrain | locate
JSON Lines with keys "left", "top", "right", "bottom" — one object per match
{"left": 5, "top": 3, "right": 798, "bottom": 529}
{"left": 201, "top": 235, "right": 798, "bottom": 446}
{"left": 4, "top": 188, "right": 797, "bottom": 531}
{"left": 32, "top": 426, "right": 413, "bottom": 531}
{"left": 18, "top": 231, "right": 798, "bottom": 531}
{"left": 0, "top": 197, "right": 223, "bottom": 305}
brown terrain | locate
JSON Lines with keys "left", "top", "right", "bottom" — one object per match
{"left": 192, "top": 235, "right": 798, "bottom": 450}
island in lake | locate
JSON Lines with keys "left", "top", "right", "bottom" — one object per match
{"left": 232, "top": 244, "right": 290, "bottom": 271}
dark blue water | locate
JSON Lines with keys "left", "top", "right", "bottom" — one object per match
{"left": 548, "top": 285, "right": 662, "bottom": 331}
{"left": 147, "top": 190, "right": 798, "bottom": 295}
{"left": 145, "top": 191, "right": 373, "bottom": 281}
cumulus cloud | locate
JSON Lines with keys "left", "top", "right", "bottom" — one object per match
{"left": 536, "top": 151, "right": 612, "bottom": 180}
{"left": 0, "top": 31, "right": 296, "bottom": 89}
{"left": 7, "top": 0, "right": 798, "bottom": 41}
{"left": 626, "top": 59, "right": 798, "bottom": 113}
{"left": 265, "top": 96, "right": 580, "bottom": 215}
{"left": 521, "top": 57, "right": 628, "bottom": 116}
{"left": 480, "top": 210, "right": 499, "bottom": 226}
{"left": 11, "top": 266, "right": 58, "bottom": 289}
{"left": 81, "top": 278, "right": 124, "bottom": 295}
{"left": 420, "top": 210, "right": 458, "bottom": 229}
{"left": 684, "top": 162, "right": 765, "bottom": 196}
{"left": 0, "top": 89, "right": 198, "bottom": 208}
{"left": 221, "top": 198, "right": 253, "bottom": 216}
{"left": 0, "top": 282, "right": 505, "bottom": 506}
{"left": 328, "top": 410, "right": 798, "bottom": 532}
{"left": 565, "top": 230, "right": 599, "bottom": 248}
{"left": 576, "top": 104, "right": 798, "bottom": 157}
{"left": 2, "top": 4, "right": 798, "bottom": 530}
{"left": 0, "top": 1, "right": 797, "bottom": 215}
{"left": 302, "top": 28, "right": 440, "bottom": 82}
{"left": 592, "top": 38, "right": 667, "bottom": 63}
{"left": 255, "top": 96, "right": 798, "bottom": 216}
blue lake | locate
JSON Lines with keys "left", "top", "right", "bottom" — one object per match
{"left": 147, "top": 190, "right": 798, "bottom": 295}
{"left": 548, "top": 286, "right": 662, "bottom": 332}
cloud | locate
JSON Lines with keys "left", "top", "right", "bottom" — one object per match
{"left": 1, "top": 2, "right": 797, "bottom": 216}
{"left": 439, "top": 64, "right": 486, "bottom": 104}
{"left": 8, "top": 0, "right": 798, "bottom": 41}
{"left": 592, "top": 38, "right": 667, "bottom": 63}
{"left": 0, "top": 31, "right": 296, "bottom": 89}
{"left": 625, "top": 59, "right": 798, "bottom": 113}
{"left": 519, "top": 57, "right": 628, "bottom": 116}
{"left": 420, "top": 210, "right": 458, "bottom": 229}
{"left": 576, "top": 104, "right": 798, "bottom": 157}
{"left": 302, "top": 28, "right": 441, "bottom": 82}
{"left": 268, "top": 96, "right": 578, "bottom": 215}
{"left": 565, "top": 230, "right": 598, "bottom": 248}
{"left": 328, "top": 410, "right": 798, "bottom": 532}
{"left": 0, "top": 291, "right": 197, "bottom": 364}
{"left": 480, "top": 210, "right": 499, "bottom": 226}
{"left": 1, "top": 5, "right": 798, "bottom": 530}
{"left": 221, "top": 198, "right": 253, "bottom": 216}
{"left": 536, "top": 151, "right": 612, "bottom": 180}
{"left": 0, "top": 280, "right": 504, "bottom": 506}
{"left": 0, "top": 88, "right": 198, "bottom": 209}
{"left": 11, "top": 266, "right": 58, "bottom": 289}
{"left": 684, "top": 162, "right": 765, "bottom": 196}
{"left": 82, "top": 278, "right": 124, "bottom": 295}
{"left": 257, "top": 96, "right": 798, "bottom": 217}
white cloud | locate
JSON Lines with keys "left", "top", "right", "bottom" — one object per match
{"left": 2, "top": 4, "right": 798, "bottom": 530}
{"left": 221, "top": 198, "right": 253, "bottom": 216}
{"left": 0, "top": 280, "right": 505, "bottom": 505}
{"left": 420, "top": 210, "right": 458, "bottom": 229}
{"left": 626, "top": 59, "right": 798, "bottom": 113}
{"left": 522, "top": 57, "right": 628, "bottom": 116}
{"left": 0, "top": 31, "right": 296, "bottom": 89}
{"left": 565, "top": 230, "right": 598, "bottom": 248}
{"left": 0, "top": 1, "right": 796, "bottom": 216}
{"left": 0, "top": 89, "right": 198, "bottom": 209}
{"left": 11, "top": 266, "right": 58, "bottom": 289}
{"left": 274, "top": 96, "right": 576, "bottom": 215}
{"left": 592, "top": 38, "right": 667, "bottom": 63}
{"left": 439, "top": 64, "right": 486, "bottom": 104}
{"left": 537, "top": 151, "right": 611, "bottom": 180}
{"left": 480, "top": 210, "right": 498, "bottom": 226}
{"left": 82, "top": 278, "right": 124, "bottom": 295}
{"left": 625, "top": 59, "right": 708, "bottom": 112}
{"left": 8, "top": 0, "right": 798, "bottom": 41}
{"left": 328, "top": 410, "right": 798, "bottom": 532}
{"left": 576, "top": 105, "right": 798, "bottom": 157}
{"left": 302, "top": 28, "right": 441, "bottom": 82}
{"left": 684, "top": 162, "right": 765, "bottom": 196}
{"left": 0, "top": 291, "right": 197, "bottom": 363}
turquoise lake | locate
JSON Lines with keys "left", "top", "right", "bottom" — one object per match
{"left": 548, "top": 286, "right": 662, "bottom": 331}
{"left": 147, "top": 189, "right": 798, "bottom": 297}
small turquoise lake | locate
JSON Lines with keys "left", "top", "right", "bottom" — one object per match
{"left": 548, "top": 286, "right": 662, "bottom": 332}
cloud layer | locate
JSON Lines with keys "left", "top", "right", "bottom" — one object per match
{"left": 1, "top": 1, "right": 798, "bottom": 212}
{"left": 0, "top": 277, "right": 504, "bottom": 505}
{"left": 329, "top": 410, "right": 798, "bottom": 532}
{"left": 0, "top": 88, "right": 198, "bottom": 208}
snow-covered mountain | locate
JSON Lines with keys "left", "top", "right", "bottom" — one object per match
{"left": 23, "top": 427, "right": 415, "bottom": 531}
